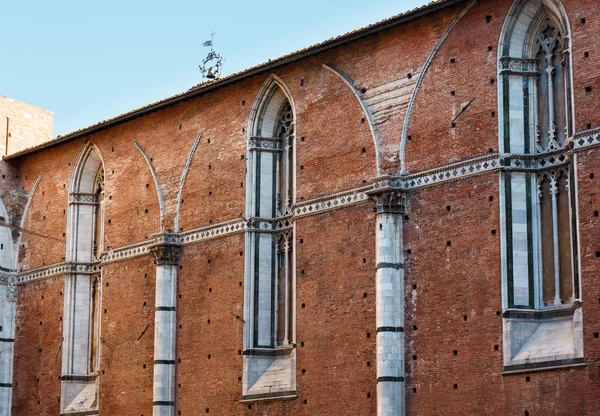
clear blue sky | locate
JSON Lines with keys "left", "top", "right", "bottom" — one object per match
{"left": 2, "top": 0, "right": 430, "bottom": 137}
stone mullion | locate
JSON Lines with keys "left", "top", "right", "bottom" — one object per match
{"left": 149, "top": 238, "right": 181, "bottom": 416}
{"left": 549, "top": 175, "right": 561, "bottom": 305}
{"left": 282, "top": 233, "right": 291, "bottom": 346}
{"left": 243, "top": 230, "right": 256, "bottom": 349}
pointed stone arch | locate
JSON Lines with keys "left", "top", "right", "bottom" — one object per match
{"left": 69, "top": 142, "right": 105, "bottom": 196}
{"left": 248, "top": 74, "right": 296, "bottom": 140}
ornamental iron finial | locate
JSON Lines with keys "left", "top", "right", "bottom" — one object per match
{"left": 199, "top": 31, "right": 224, "bottom": 81}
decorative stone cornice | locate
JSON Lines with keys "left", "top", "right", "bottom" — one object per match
{"left": 398, "top": 154, "right": 501, "bottom": 190}
{"left": 293, "top": 187, "right": 371, "bottom": 218}
{"left": 574, "top": 127, "right": 600, "bottom": 150}
{"left": 180, "top": 219, "right": 246, "bottom": 243}
{"left": 102, "top": 241, "right": 150, "bottom": 263}
{"left": 148, "top": 233, "right": 182, "bottom": 266}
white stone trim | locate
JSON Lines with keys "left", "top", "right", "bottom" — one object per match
{"left": 322, "top": 64, "right": 382, "bottom": 175}
{"left": 174, "top": 132, "right": 203, "bottom": 232}
{"left": 14, "top": 174, "right": 43, "bottom": 269}
{"left": 135, "top": 141, "right": 166, "bottom": 232}
{"left": 573, "top": 127, "right": 600, "bottom": 149}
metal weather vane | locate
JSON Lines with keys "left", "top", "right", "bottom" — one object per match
{"left": 199, "top": 31, "right": 224, "bottom": 81}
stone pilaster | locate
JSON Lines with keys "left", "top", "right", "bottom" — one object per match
{"left": 0, "top": 284, "right": 17, "bottom": 416}
{"left": 149, "top": 234, "right": 181, "bottom": 416}
{"left": 369, "top": 190, "right": 406, "bottom": 416}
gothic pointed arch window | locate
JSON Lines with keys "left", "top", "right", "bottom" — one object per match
{"left": 498, "top": 0, "right": 583, "bottom": 371}
{"left": 242, "top": 77, "right": 296, "bottom": 400}
{"left": 61, "top": 144, "right": 104, "bottom": 413}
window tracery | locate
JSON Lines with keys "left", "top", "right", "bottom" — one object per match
{"left": 498, "top": 0, "right": 583, "bottom": 371}
{"left": 500, "top": 7, "right": 577, "bottom": 311}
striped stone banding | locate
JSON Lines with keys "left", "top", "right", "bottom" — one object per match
{"left": 155, "top": 306, "right": 176, "bottom": 311}
{"left": 0, "top": 338, "right": 14, "bottom": 343}
{"left": 0, "top": 383, "right": 13, "bottom": 387}
{"left": 376, "top": 326, "right": 404, "bottom": 333}
{"left": 154, "top": 360, "right": 176, "bottom": 365}
{"left": 376, "top": 262, "right": 404, "bottom": 270}
{"left": 153, "top": 401, "right": 175, "bottom": 406}
{"left": 377, "top": 376, "right": 405, "bottom": 383}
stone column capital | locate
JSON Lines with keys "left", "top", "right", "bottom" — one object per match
{"left": 149, "top": 233, "right": 182, "bottom": 265}
{"left": 367, "top": 189, "right": 406, "bottom": 215}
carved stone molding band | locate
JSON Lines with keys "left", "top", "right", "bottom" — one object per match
{"left": 248, "top": 137, "right": 282, "bottom": 152}
{"left": 499, "top": 57, "right": 539, "bottom": 75}
{"left": 68, "top": 193, "right": 97, "bottom": 205}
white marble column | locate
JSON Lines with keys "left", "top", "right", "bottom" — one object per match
{"left": 149, "top": 236, "right": 181, "bottom": 416}
{"left": 371, "top": 190, "right": 405, "bottom": 416}
{"left": 0, "top": 284, "right": 16, "bottom": 416}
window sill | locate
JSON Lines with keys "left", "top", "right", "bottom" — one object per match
{"left": 503, "top": 358, "right": 585, "bottom": 375}
{"left": 241, "top": 391, "right": 297, "bottom": 403}
{"left": 243, "top": 345, "right": 295, "bottom": 357}
{"left": 503, "top": 301, "right": 581, "bottom": 320}
{"left": 60, "top": 374, "right": 98, "bottom": 382}
{"left": 60, "top": 411, "right": 99, "bottom": 416}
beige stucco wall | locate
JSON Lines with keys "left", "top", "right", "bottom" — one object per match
{"left": 0, "top": 96, "right": 54, "bottom": 156}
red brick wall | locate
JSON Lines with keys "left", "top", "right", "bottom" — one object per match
{"left": 99, "top": 256, "right": 156, "bottom": 416}
{"left": 12, "top": 277, "right": 63, "bottom": 415}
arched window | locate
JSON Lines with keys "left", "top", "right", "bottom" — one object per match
{"left": 61, "top": 144, "right": 103, "bottom": 413}
{"left": 243, "top": 77, "right": 296, "bottom": 400}
{"left": 498, "top": 0, "right": 582, "bottom": 371}
{"left": 499, "top": 2, "right": 577, "bottom": 310}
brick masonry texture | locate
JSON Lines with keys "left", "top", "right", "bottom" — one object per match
{"left": 3, "top": 0, "right": 600, "bottom": 415}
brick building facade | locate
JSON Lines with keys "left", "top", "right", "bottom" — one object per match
{"left": 1, "top": 0, "right": 599, "bottom": 414}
